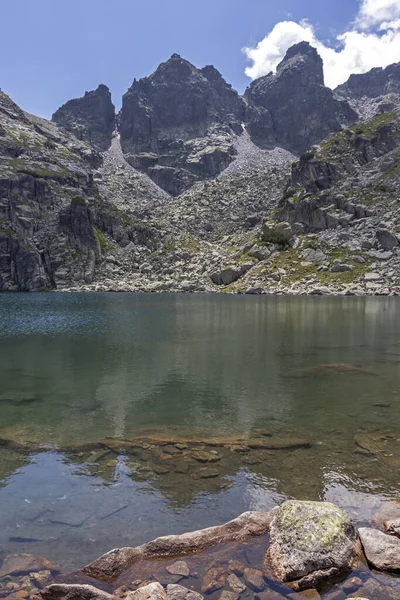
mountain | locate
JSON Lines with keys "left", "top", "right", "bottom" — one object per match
{"left": 244, "top": 42, "right": 357, "bottom": 153}
{"left": 0, "top": 44, "right": 399, "bottom": 295}
{"left": 119, "top": 53, "right": 245, "bottom": 195}
{"left": 52, "top": 84, "right": 115, "bottom": 151}
{"left": 335, "top": 63, "right": 400, "bottom": 120}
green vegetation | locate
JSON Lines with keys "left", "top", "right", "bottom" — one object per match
{"left": 349, "top": 112, "right": 397, "bottom": 137}
{"left": 315, "top": 112, "right": 398, "bottom": 163}
{"left": 94, "top": 227, "right": 111, "bottom": 254}
{"left": 261, "top": 227, "right": 292, "bottom": 248}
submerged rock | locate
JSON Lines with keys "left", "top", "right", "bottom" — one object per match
{"left": 267, "top": 501, "right": 358, "bottom": 587}
{"left": 201, "top": 568, "right": 228, "bottom": 594}
{"left": 83, "top": 512, "right": 274, "bottom": 581}
{"left": 166, "top": 561, "right": 190, "bottom": 578}
{"left": 0, "top": 554, "right": 59, "bottom": 578}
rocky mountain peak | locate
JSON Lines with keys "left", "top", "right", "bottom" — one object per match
{"left": 52, "top": 84, "right": 115, "bottom": 151}
{"left": 276, "top": 41, "right": 324, "bottom": 86}
{"left": 244, "top": 44, "right": 356, "bottom": 154}
{"left": 119, "top": 55, "right": 245, "bottom": 195}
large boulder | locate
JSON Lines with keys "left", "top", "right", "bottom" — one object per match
{"left": 244, "top": 42, "right": 356, "bottom": 154}
{"left": 52, "top": 84, "right": 115, "bottom": 151}
{"left": 358, "top": 527, "right": 400, "bottom": 572}
{"left": 267, "top": 501, "right": 358, "bottom": 588}
{"left": 119, "top": 54, "right": 245, "bottom": 195}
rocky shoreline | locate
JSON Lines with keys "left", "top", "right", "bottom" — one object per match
{"left": 3, "top": 500, "right": 400, "bottom": 600}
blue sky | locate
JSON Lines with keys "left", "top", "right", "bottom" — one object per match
{"left": 0, "top": 0, "right": 389, "bottom": 118}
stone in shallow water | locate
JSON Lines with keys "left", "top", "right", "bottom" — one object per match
{"left": 227, "top": 573, "right": 246, "bottom": 594}
{"left": 243, "top": 568, "right": 265, "bottom": 592}
{"left": 167, "top": 584, "right": 203, "bottom": 600}
{"left": 201, "top": 568, "right": 228, "bottom": 594}
{"left": 228, "top": 560, "right": 245, "bottom": 576}
{"left": 166, "top": 561, "right": 190, "bottom": 578}
{"left": 219, "top": 592, "right": 239, "bottom": 600}
{"left": 267, "top": 501, "right": 357, "bottom": 585}
{"left": 358, "top": 527, "right": 400, "bottom": 571}
{"left": 0, "top": 554, "right": 59, "bottom": 577}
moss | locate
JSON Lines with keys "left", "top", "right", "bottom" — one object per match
{"left": 71, "top": 196, "right": 87, "bottom": 206}
{"left": 277, "top": 501, "right": 351, "bottom": 552}
{"left": 95, "top": 227, "right": 110, "bottom": 254}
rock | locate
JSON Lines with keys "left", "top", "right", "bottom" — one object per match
{"left": 120, "top": 54, "right": 245, "bottom": 195}
{"left": 210, "top": 267, "right": 242, "bottom": 286}
{"left": 84, "top": 512, "right": 274, "bottom": 581}
{"left": 364, "top": 272, "right": 382, "bottom": 281}
{"left": 167, "top": 584, "right": 203, "bottom": 600}
{"left": 330, "top": 262, "right": 353, "bottom": 273}
{"left": 201, "top": 568, "right": 228, "bottom": 594}
{"left": 219, "top": 593, "right": 239, "bottom": 600}
{"left": 227, "top": 574, "right": 246, "bottom": 594}
{"left": 191, "top": 451, "right": 221, "bottom": 463}
{"left": 267, "top": 501, "right": 358, "bottom": 585}
{"left": 0, "top": 554, "right": 59, "bottom": 577}
{"left": 376, "top": 229, "right": 399, "bottom": 250}
{"left": 34, "top": 584, "right": 114, "bottom": 600}
{"left": 243, "top": 568, "right": 265, "bottom": 592}
{"left": 384, "top": 517, "right": 400, "bottom": 537}
{"left": 166, "top": 561, "right": 190, "bottom": 578}
{"left": 228, "top": 561, "right": 245, "bottom": 576}
{"left": 358, "top": 527, "right": 400, "bottom": 571}
{"left": 126, "top": 583, "right": 167, "bottom": 600}
{"left": 52, "top": 84, "right": 115, "bottom": 150}
{"left": 335, "top": 62, "right": 400, "bottom": 119}
{"left": 244, "top": 42, "right": 356, "bottom": 153}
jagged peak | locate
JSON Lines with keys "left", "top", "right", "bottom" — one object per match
{"left": 283, "top": 41, "right": 319, "bottom": 62}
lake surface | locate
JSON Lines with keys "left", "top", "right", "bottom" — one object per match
{"left": 0, "top": 293, "right": 399, "bottom": 571}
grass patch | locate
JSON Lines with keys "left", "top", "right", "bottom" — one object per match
{"left": 95, "top": 227, "right": 111, "bottom": 254}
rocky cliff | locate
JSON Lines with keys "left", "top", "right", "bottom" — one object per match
{"left": 335, "top": 62, "right": 400, "bottom": 120}
{"left": 1, "top": 44, "right": 399, "bottom": 295}
{"left": 52, "top": 84, "right": 115, "bottom": 150}
{"left": 244, "top": 42, "right": 357, "bottom": 153}
{"left": 119, "top": 54, "right": 245, "bottom": 195}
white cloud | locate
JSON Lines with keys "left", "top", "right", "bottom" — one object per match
{"left": 357, "top": 0, "right": 400, "bottom": 28}
{"left": 243, "top": 0, "right": 400, "bottom": 89}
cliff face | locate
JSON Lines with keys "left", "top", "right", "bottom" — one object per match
{"left": 244, "top": 42, "right": 357, "bottom": 154}
{"left": 52, "top": 84, "right": 115, "bottom": 151}
{"left": 119, "top": 54, "right": 246, "bottom": 195}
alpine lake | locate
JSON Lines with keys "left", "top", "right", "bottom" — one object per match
{"left": 0, "top": 292, "right": 400, "bottom": 593}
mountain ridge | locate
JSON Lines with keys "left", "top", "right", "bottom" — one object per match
{"left": 0, "top": 42, "right": 399, "bottom": 294}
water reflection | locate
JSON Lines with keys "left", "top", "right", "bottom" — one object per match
{"left": 0, "top": 294, "right": 399, "bottom": 568}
